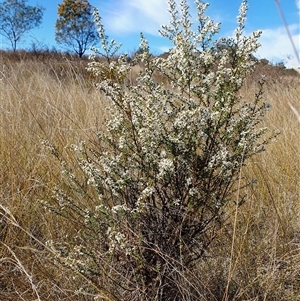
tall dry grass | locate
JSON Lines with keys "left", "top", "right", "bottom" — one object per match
{"left": 0, "top": 51, "right": 299, "bottom": 300}
{"left": 221, "top": 77, "right": 300, "bottom": 300}
{"left": 0, "top": 52, "right": 108, "bottom": 300}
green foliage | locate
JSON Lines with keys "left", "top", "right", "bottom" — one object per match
{"left": 0, "top": 0, "right": 44, "bottom": 51}
{"left": 55, "top": 0, "right": 98, "bottom": 57}
{"left": 45, "top": 0, "right": 275, "bottom": 300}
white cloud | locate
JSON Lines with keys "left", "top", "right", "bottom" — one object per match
{"left": 104, "top": 0, "right": 170, "bottom": 35}
{"left": 102, "top": 0, "right": 196, "bottom": 36}
{"left": 296, "top": 0, "right": 300, "bottom": 10}
{"left": 256, "top": 24, "right": 300, "bottom": 68}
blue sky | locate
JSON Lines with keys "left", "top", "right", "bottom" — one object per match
{"left": 1, "top": 0, "right": 299, "bottom": 68}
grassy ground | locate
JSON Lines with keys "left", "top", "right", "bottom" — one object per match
{"left": 0, "top": 50, "right": 299, "bottom": 300}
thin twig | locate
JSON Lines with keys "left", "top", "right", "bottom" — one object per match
{"left": 274, "top": 0, "right": 300, "bottom": 65}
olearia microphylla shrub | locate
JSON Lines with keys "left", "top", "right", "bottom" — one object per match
{"left": 43, "top": 0, "right": 274, "bottom": 300}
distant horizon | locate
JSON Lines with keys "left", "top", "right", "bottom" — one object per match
{"left": 0, "top": 0, "right": 299, "bottom": 68}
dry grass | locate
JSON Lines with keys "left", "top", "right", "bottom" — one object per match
{"left": 0, "top": 51, "right": 108, "bottom": 300}
{"left": 222, "top": 77, "right": 300, "bottom": 300}
{"left": 0, "top": 51, "right": 299, "bottom": 300}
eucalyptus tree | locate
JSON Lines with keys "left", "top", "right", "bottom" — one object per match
{"left": 0, "top": 0, "right": 44, "bottom": 51}
{"left": 55, "top": 0, "right": 97, "bottom": 57}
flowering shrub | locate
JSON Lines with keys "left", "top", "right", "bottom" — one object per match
{"left": 45, "top": 0, "right": 273, "bottom": 300}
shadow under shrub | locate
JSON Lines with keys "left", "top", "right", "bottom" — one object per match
{"left": 43, "top": 1, "right": 274, "bottom": 300}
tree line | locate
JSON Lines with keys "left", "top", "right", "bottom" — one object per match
{"left": 0, "top": 0, "right": 97, "bottom": 57}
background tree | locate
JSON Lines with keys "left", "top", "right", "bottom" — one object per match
{"left": 0, "top": 0, "right": 44, "bottom": 51}
{"left": 55, "top": 0, "right": 98, "bottom": 58}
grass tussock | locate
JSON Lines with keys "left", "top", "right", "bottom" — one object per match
{"left": 0, "top": 50, "right": 299, "bottom": 300}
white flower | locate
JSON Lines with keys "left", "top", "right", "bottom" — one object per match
{"left": 111, "top": 204, "right": 130, "bottom": 214}
{"left": 158, "top": 158, "right": 174, "bottom": 179}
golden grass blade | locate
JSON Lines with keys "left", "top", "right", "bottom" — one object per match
{"left": 288, "top": 102, "right": 300, "bottom": 123}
